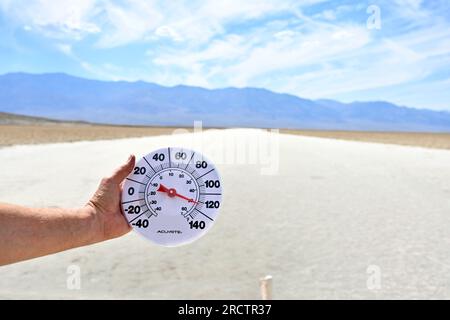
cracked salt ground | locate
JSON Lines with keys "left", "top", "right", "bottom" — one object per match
{"left": 0, "top": 129, "right": 450, "bottom": 299}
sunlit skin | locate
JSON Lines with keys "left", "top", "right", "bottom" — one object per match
{"left": 0, "top": 155, "right": 136, "bottom": 266}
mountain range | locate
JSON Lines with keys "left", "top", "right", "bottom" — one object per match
{"left": 0, "top": 72, "right": 449, "bottom": 132}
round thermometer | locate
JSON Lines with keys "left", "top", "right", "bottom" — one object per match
{"left": 121, "top": 147, "right": 222, "bottom": 246}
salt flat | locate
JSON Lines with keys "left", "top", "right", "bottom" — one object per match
{"left": 1, "top": 129, "right": 450, "bottom": 299}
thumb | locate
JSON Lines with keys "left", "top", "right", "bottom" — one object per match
{"left": 110, "top": 155, "right": 136, "bottom": 184}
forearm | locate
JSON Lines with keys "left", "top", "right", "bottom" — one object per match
{"left": 0, "top": 203, "right": 102, "bottom": 266}
{"left": 0, "top": 155, "right": 134, "bottom": 266}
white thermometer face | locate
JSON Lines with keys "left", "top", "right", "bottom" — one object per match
{"left": 121, "top": 147, "right": 222, "bottom": 246}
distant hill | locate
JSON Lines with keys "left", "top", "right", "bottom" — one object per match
{"left": 0, "top": 72, "right": 449, "bottom": 132}
{"left": 0, "top": 111, "right": 93, "bottom": 125}
{"left": 0, "top": 111, "right": 62, "bottom": 125}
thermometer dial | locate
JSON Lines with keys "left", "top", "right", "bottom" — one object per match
{"left": 121, "top": 147, "right": 222, "bottom": 246}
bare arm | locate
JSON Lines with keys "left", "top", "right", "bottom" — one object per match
{"left": 0, "top": 155, "right": 135, "bottom": 266}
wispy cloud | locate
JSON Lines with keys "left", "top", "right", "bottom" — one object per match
{"left": 0, "top": 0, "right": 100, "bottom": 39}
{"left": 95, "top": 0, "right": 163, "bottom": 48}
{"left": 0, "top": 0, "right": 449, "bottom": 110}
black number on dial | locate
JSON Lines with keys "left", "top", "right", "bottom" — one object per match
{"left": 205, "top": 180, "right": 220, "bottom": 188}
{"left": 196, "top": 161, "right": 208, "bottom": 168}
{"left": 152, "top": 153, "right": 165, "bottom": 161}
{"left": 134, "top": 219, "right": 149, "bottom": 228}
{"left": 134, "top": 167, "right": 146, "bottom": 175}
{"left": 189, "top": 221, "right": 206, "bottom": 229}
{"left": 206, "top": 201, "right": 220, "bottom": 209}
{"left": 127, "top": 205, "right": 141, "bottom": 214}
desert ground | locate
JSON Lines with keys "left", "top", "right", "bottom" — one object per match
{"left": 0, "top": 128, "right": 450, "bottom": 299}
{"left": 282, "top": 129, "right": 450, "bottom": 150}
{"left": 1, "top": 112, "right": 450, "bottom": 149}
{"left": 2, "top": 123, "right": 450, "bottom": 150}
{"left": 0, "top": 123, "right": 185, "bottom": 146}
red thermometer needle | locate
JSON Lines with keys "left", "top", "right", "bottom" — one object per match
{"left": 157, "top": 183, "right": 198, "bottom": 204}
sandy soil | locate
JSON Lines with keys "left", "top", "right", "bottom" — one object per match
{"left": 281, "top": 129, "right": 450, "bottom": 150}
{"left": 0, "top": 124, "right": 189, "bottom": 146}
{"left": 0, "top": 129, "right": 450, "bottom": 299}
{"left": 1, "top": 123, "right": 450, "bottom": 150}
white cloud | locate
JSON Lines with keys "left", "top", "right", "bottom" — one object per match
{"left": 153, "top": 34, "right": 249, "bottom": 68}
{"left": 393, "top": 0, "right": 423, "bottom": 10}
{"left": 319, "top": 10, "right": 336, "bottom": 20}
{"left": 198, "top": 0, "right": 295, "bottom": 21}
{"left": 144, "top": 0, "right": 308, "bottom": 47}
{"left": 277, "top": 54, "right": 428, "bottom": 99}
{"left": 1, "top": 0, "right": 100, "bottom": 39}
{"left": 313, "top": 4, "right": 360, "bottom": 21}
{"left": 147, "top": 19, "right": 371, "bottom": 91}
{"left": 1, "top": 0, "right": 450, "bottom": 110}
{"left": 0, "top": 1, "right": 251, "bottom": 44}
{"left": 154, "top": 26, "right": 183, "bottom": 42}
{"left": 144, "top": 1, "right": 450, "bottom": 108}
{"left": 0, "top": 0, "right": 324, "bottom": 47}
{"left": 95, "top": 0, "right": 163, "bottom": 48}
{"left": 56, "top": 43, "right": 73, "bottom": 56}
{"left": 229, "top": 25, "right": 370, "bottom": 87}
{"left": 273, "top": 22, "right": 450, "bottom": 101}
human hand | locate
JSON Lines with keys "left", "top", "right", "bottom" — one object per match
{"left": 85, "top": 155, "right": 136, "bottom": 241}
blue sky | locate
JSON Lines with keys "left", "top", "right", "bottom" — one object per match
{"left": 0, "top": 0, "right": 449, "bottom": 111}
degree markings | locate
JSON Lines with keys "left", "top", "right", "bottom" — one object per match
{"left": 124, "top": 202, "right": 148, "bottom": 213}
{"left": 143, "top": 156, "right": 156, "bottom": 173}
{"left": 197, "top": 168, "right": 215, "bottom": 179}
{"left": 145, "top": 167, "right": 201, "bottom": 217}
{"left": 168, "top": 147, "right": 171, "bottom": 167}
{"left": 126, "top": 178, "right": 146, "bottom": 186}
{"left": 194, "top": 208, "right": 214, "bottom": 221}
{"left": 185, "top": 152, "right": 195, "bottom": 169}
{"left": 128, "top": 208, "right": 150, "bottom": 224}
{"left": 121, "top": 198, "right": 145, "bottom": 205}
